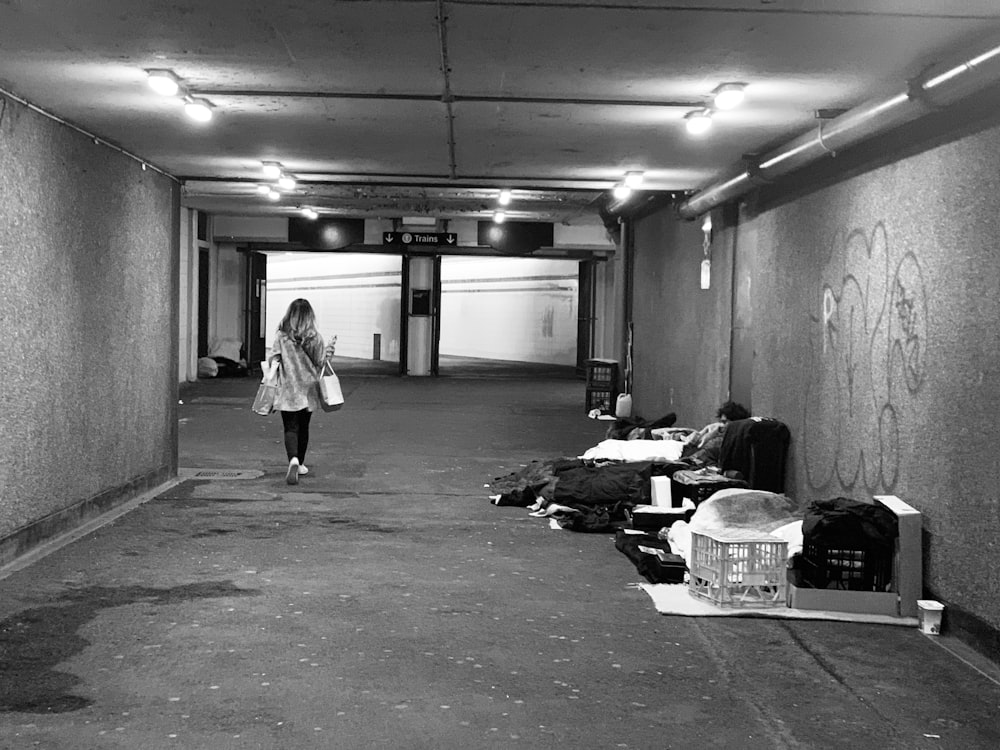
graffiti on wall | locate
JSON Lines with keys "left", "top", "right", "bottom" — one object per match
{"left": 803, "top": 222, "right": 927, "bottom": 493}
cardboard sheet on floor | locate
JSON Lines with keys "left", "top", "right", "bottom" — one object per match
{"left": 637, "top": 583, "right": 918, "bottom": 627}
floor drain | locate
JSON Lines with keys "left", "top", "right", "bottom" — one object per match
{"left": 178, "top": 468, "right": 264, "bottom": 480}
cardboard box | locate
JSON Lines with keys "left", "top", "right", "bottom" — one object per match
{"left": 788, "top": 495, "right": 922, "bottom": 618}
{"left": 788, "top": 584, "right": 900, "bottom": 616}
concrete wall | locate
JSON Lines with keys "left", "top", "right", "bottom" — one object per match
{"left": 747, "top": 123, "right": 1000, "bottom": 639}
{"left": 629, "top": 113, "right": 1000, "bottom": 651}
{"left": 0, "top": 94, "right": 179, "bottom": 559}
{"left": 630, "top": 210, "right": 733, "bottom": 426}
{"left": 178, "top": 208, "right": 200, "bottom": 382}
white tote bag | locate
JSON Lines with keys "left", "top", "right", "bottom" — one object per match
{"left": 251, "top": 360, "right": 280, "bottom": 416}
{"left": 318, "top": 360, "right": 344, "bottom": 412}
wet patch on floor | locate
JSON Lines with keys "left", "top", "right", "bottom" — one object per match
{"left": 0, "top": 581, "right": 259, "bottom": 714}
{"left": 172, "top": 511, "right": 398, "bottom": 538}
{"left": 190, "top": 527, "right": 238, "bottom": 537}
{"left": 321, "top": 516, "right": 398, "bottom": 533}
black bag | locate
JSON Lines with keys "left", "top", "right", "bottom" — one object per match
{"left": 614, "top": 530, "right": 687, "bottom": 584}
{"left": 555, "top": 503, "right": 624, "bottom": 533}
{"left": 802, "top": 497, "right": 898, "bottom": 551}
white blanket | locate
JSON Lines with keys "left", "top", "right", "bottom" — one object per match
{"left": 579, "top": 439, "right": 685, "bottom": 463}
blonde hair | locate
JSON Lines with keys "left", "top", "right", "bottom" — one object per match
{"left": 278, "top": 298, "right": 319, "bottom": 345}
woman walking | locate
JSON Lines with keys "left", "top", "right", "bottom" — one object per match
{"left": 268, "top": 298, "right": 335, "bottom": 484}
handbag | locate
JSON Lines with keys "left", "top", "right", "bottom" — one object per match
{"left": 318, "top": 359, "right": 344, "bottom": 412}
{"left": 251, "top": 361, "right": 280, "bottom": 416}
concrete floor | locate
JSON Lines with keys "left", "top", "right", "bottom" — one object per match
{"left": 2, "top": 361, "right": 999, "bottom": 749}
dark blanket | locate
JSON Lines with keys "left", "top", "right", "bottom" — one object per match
{"left": 718, "top": 417, "right": 790, "bottom": 491}
{"left": 490, "top": 458, "right": 587, "bottom": 507}
{"left": 552, "top": 461, "right": 653, "bottom": 507}
{"left": 802, "top": 497, "right": 898, "bottom": 551}
{"left": 212, "top": 356, "right": 249, "bottom": 378}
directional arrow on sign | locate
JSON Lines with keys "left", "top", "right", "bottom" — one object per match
{"left": 382, "top": 231, "right": 459, "bottom": 246}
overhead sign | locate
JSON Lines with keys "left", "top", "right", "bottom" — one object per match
{"left": 382, "top": 231, "right": 457, "bottom": 246}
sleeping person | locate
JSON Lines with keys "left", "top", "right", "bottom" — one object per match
{"left": 681, "top": 401, "right": 751, "bottom": 464}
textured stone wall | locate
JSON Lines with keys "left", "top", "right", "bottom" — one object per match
{"left": 746, "top": 123, "right": 1000, "bottom": 633}
{"left": 630, "top": 117, "right": 1000, "bottom": 639}
{"left": 0, "top": 94, "right": 179, "bottom": 545}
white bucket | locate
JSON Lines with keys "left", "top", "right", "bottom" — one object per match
{"left": 917, "top": 599, "right": 944, "bottom": 635}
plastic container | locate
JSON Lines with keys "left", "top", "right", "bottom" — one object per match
{"left": 917, "top": 599, "right": 944, "bottom": 635}
{"left": 615, "top": 393, "right": 633, "bottom": 418}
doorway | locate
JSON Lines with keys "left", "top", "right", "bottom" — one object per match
{"left": 246, "top": 251, "right": 267, "bottom": 370}
{"left": 197, "top": 249, "right": 210, "bottom": 358}
{"left": 436, "top": 256, "right": 580, "bottom": 376}
{"left": 262, "top": 251, "right": 402, "bottom": 375}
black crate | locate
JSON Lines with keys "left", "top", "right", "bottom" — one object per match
{"left": 801, "top": 543, "right": 893, "bottom": 591}
{"left": 585, "top": 359, "right": 618, "bottom": 388}
{"left": 585, "top": 387, "right": 617, "bottom": 413}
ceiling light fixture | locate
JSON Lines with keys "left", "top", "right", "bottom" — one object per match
{"left": 183, "top": 97, "right": 213, "bottom": 122}
{"left": 261, "top": 161, "right": 282, "bottom": 179}
{"left": 145, "top": 69, "right": 180, "bottom": 97}
{"left": 300, "top": 207, "right": 318, "bottom": 220}
{"left": 278, "top": 174, "right": 297, "bottom": 190}
{"left": 498, "top": 189, "right": 512, "bottom": 206}
{"left": 266, "top": 189, "right": 281, "bottom": 201}
{"left": 612, "top": 183, "right": 632, "bottom": 200}
{"left": 712, "top": 83, "right": 746, "bottom": 110}
{"left": 256, "top": 185, "right": 271, "bottom": 195}
{"left": 493, "top": 211, "right": 506, "bottom": 224}
{"left": 624, "top": 171, "right": 644, "bottom": 189}
{"left": 685, "top": 108, "right": 713, "bottom": 135}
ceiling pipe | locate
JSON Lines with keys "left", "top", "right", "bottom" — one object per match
{"left": 435, "top": 0, "right": 458, "bottom": 180}
{"left": 191, "top": 89, "right": 702, "bottom": 109}
{"left": 678, "top": 35, "right": 1000, "bottom": 220}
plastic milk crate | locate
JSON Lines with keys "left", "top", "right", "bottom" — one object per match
{"left": 584, "top": 358, "right": 618, "bottom": 388}
{"left": 585, "top": 387, "right": 617, "bottom": 413}
{"left": 688, "top": 528, "right": 788, "bottom": 608}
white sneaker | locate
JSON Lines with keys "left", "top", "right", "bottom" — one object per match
{"left": 286, "top": 458, "right": 300, "bottom": 485}
{"left": 298, "top": 465, "right": 309, "bottom": 476}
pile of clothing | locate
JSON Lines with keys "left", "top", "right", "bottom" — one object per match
{"left": 489, "top": 458, "right": 654, "bottom": 532}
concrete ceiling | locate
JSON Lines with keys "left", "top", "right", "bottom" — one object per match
{"left": 1, "top": 1, "right": 999, "bottom": 225}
